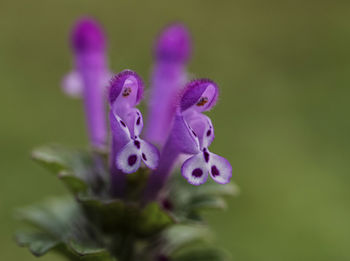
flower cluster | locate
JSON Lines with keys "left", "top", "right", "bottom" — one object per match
{"left": 16, "top": 17, "right": 236, "bottom": 261}
{"left": 63, "top": 18, "right": 232, "bottom": 200}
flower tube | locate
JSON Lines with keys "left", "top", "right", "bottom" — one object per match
{"left": 144, "top": 79, "right": 232, "bottom": 201}
{"left": 145, "top": 24, "right": 191, "bottom": 146}
{"left": 62, "top": 18, "right": 111, "bottom": 149}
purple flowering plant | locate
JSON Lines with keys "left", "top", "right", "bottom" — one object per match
{"left": 15, "top": 18, "right": 237, "bottom": 261}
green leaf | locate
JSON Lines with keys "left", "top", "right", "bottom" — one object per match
{"left": 15, "top": 230, "right": 59, "bottom": 257}
{"left": 80, "top": 196, "right": 174, "bottom": 237}
{"left": 136, "top": 203, "right": 174, "bottom": 236}
{"left": 31, "top": 145, "right": 109, "bottom": 195}
{"left": 188, "top": 195, "right": 227, "bottom": 211}
{"left": 16, "top": 197, "right": 78, "bottom": 237}
{"left": 32, "top": 145, "right": 99, "bottom": 180}
{"left": 32, "top": 145, "right": 82, "bottom": 173}
{"left": 16, "top": 197, "right": 113, "bottom": 259}
{"left": 161, "top": 224, "right": 211, "bottom": 255}
{"left": 16, "top": 197, "right": 77, "bottom": 236}
{"left": 32, "top": 145, "right": 67, "bottom": 173}
{"left": 68, "top": 239, "right": 110, "bottom": 257}
{"left": 192, "top": 181, "right": 239, "bottom": 197}
{"left": 78, "top": 196, "right": 127, "bottom": 233}
{"left": 125, "top": 167, "right": 151, "bottom": 201}
{"left": 59, "top": 171, "right": 88, "bottom": 194}
{"left": 166, "top": 173, "right": 239, "bottom": 222}
{"left": 172, "top": 246, "right": 231, "bottom": 261}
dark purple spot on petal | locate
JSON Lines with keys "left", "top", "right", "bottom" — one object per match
{"left": 122, "top": 87, "right": 132, "bottom": 97}
{"left": 192, "top": 130, "right": 197, "bottom": 137}
{"left": 211, "top": 165, "right": 220, "bottom": 177}
{"left": 134, "top": 140, "right": 140, "bottom": 149}
{"left": 128, "top": 155, "right": 137, "bottom": 166}
{"left": 206, "top": 129, "right": 211, "bottom": 136}
{"left": 196, "top": 97, "right": 208, "bottom": 106}
{"left": 120, "top": 120, "right": 126, "bottom": 127}
{"left": 142, "top": 153, "right": 147, "bottom": 161}
{"left": 203, "top": 151, "right": 210, "bottom": 163}
{"left": 192, "top": 168, "right": 203, "bottom": 178}
{"left": 136, "top": 117, "right": 141, "bottom": 125}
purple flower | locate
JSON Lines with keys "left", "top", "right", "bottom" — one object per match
{"left": 145, "top": 24, "right": 191, "bottom": 146}
{"left": 61, "top": 19, "right": 232, "bottom": 200}
{"left": 109, "top": 70, "right": 160, "bottom": 175}
{"left": 179, "top": 80, "right": 232, "bottom": 186}
{"left": 144, "top": 79, "right": 232, "bottom": 200}
{"left": 62, "top": 18, "right": 111, "bottom": 149}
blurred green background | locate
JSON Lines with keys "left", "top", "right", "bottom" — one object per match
{"left": 1, "top": 0, "right": 350, "bottom": 260}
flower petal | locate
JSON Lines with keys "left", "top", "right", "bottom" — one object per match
{"left": 124, "top": 108, "right": 143, "bottom": 138}
{"left": 181, "top": 153, "right": 209, "bottom": 186}
{"left": 169, "top": 114, "right": 200, "bottom": 154}
{"left": 71, "top": 17, "right": 106, "bottom": 54}
{"left": 145, "top": 64, "right": 187, "bottom": 146}
{"left": 201, "top": 118, "right": 215, "bottom": 149}
{"left": 209, "top": 153, "right": 232, "bottom": 184}
{"left": 140, "top": 140, "right": 160, "bottom": 170}
{"left": 109, "top": 111, "right": 131, "bottom": 147}
{"left": 180, "top": 79, "right": 219, "bottom": 113}
{"left": 62, "top": 71, "right": 83, "bottom": 98}
{"left": 185, "top": 113, "right": 215, "bottom": 149}
{"left": 109, "top": 70, "right": 144, "bottom": 109}
{"left": 145, "top": 25, "right": 191, "bottom": 147}
{"left": 155, "top": 23, "right": 191, "bottom": 63}
{"left": 116, "top": 141, "right": 142, "bottom": 174}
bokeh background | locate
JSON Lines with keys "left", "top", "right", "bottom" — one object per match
{"left": 1, "top": 0, "right": 350, "bottom": 260}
